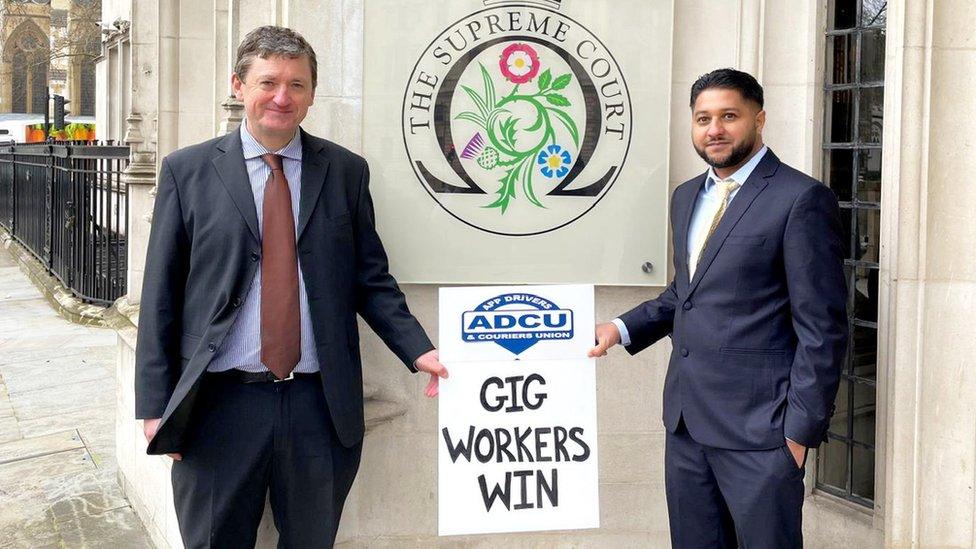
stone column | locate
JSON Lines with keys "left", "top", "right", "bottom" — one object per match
{"left": 217, "top": 0, "right": 243, "bottom": 135}
{"left": 735, "top": 0, "right": 765, "bottom": 80}
{"left": 882, "top": 0, "right": 976, "bottom": 546}
{"left": 113, "top": 0, "right": 182, "bottom": 545}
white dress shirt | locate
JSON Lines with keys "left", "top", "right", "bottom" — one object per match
{"left": 612, "top": 146, "right": 769, "bottom": 347}
{"left": 208, "top": 121, "right": 321, "bottom": 373}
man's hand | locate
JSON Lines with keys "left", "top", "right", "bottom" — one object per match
{"left": 142, "top": 418, "right": 182, "bottom": 461}
{"left": 588, "top": 322, "right": 622, "bottom": 357}
{"left": 786, "top": 438, "right": 807, "bottom": 469}
{"left": 414, "top": 349, "right": 449, "bottom": 398}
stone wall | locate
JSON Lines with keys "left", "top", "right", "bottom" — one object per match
{"left": 104, "top": 0, "right": 976, "bottom": 547}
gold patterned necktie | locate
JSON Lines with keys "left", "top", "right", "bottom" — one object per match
{"left": 689, "top": 178, "right": 741, "bottom": 279}
{"left": 259, "top": 153, "right": 301, "bottom": 380}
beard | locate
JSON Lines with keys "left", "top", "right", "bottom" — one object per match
{"left": 694, "top": 135, "right": 757, "bottom": 170}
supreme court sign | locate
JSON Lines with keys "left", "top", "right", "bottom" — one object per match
{"left": 438, "top": 285, "right": 599, "bottom": 536}
{"left": 364, "top": 0, "right": 672, "bottom": 285}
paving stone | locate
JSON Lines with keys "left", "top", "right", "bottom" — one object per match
{"left": 0, "top": 507, "right": 61, "bottom": 549}
{"left": 0, "top": 400, "right": 14, "bottom": 419}
{"left": 17, "top": 406, "right": 115, "bottom": 440}
{"left": 0, "top": 415, "right": 21, "bottom": 444}
{"left": 44, "top": 470, "right": 131, "bottom": 524}
{"left": 0, "top": 448, "right": 94, "bottom": 496}
{"left": 0, "top": 347, "right": 73, "bottom": 367}
{"left": 57, "top": 506, "right": 154, "bottom": 549}
{"left": 1, "top": 358, "right": 113, "bottom": 396}
{"left": 0, "top": 430, "right": 84, "bottom": 465}
{"left": 0, "top": 383, "right": 14, "bottom": 419}
{"left": 0, "top": 275, "right": 40, "bottom": 301}
{"left": 9, "top": 379, "right": 115, "bottom": 421}
{"left": 0, "top": 245, "right": 152, "bottom": 547}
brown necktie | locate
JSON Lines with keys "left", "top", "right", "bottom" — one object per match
{"left": 260, "top": 153, "right": 301, "bottom": 379}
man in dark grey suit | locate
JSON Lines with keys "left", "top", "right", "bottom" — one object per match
{"left": 135, "top": 26, "right": 447, "bottom": 548}
{"left": 590, "top": 69, "right": 848, "bottom": 547}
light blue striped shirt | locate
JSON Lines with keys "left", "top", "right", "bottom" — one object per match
{"left": 208, "top": 121, "right": 320, "bottom": 373}
{"left": 613, "top": 146, "right": 769, "bottom": 347}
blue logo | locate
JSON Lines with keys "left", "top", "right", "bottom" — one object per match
{"left": 462, "top": 293, "right": 574, "bottom": 355}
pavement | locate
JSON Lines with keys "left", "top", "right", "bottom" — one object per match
{"left": 0, "top": 248, "right": 153, "bottom": 548}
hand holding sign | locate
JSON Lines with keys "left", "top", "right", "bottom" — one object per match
{"left": 588, "top": 322, "right": 621, "bottom": 357}
{"left": 414, "top": 349, "right": 449, "bottom": 397}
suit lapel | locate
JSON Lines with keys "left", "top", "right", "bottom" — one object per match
{"left": 677, "top": 175, "right": 707, "bottom": 290}
{"left": 687, "top": 150, "right": 780, "bottom": 296}
{"left": 212, "top": 130, "right": 261, "bottom": 244}
{"left": 297, "top": 130, "right": 331, "bottom": 241}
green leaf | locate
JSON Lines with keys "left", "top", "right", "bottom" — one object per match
{"left": 495, "top": 117, "right": 517, "bottom": 149}
{"left": 521, "top": 156, "right": 545, "bottom": 208}
{"left": 504, "top": 119, "right": 518, "bottom": 147}
{"left": 480, "top": 63, "right": 496, "bottom": 110}
{"left": 486, "top": 167, "right": 519, "bottom": 213}
{"left": 549, "top": 108, "right": 580, "bottom": 147}
{"left": 461, "top": 85, "right": 489, "bottom": 117}
{"left": 454, "top": 111, "right": 487, "bottom": 128}
{"left": 546, "top": 94, "right": 571, "bottom": 107}
{"left": 551, "top": 73, "right": 572, "bottom": 90}
{"left": 538, "top": 69, "right": 552, "bottom": 91}
{"left": 486, "top": 109, "right": 509, "bottom": 132}
{"left": 525, "top": 113, "right": 544, "bottom": 132}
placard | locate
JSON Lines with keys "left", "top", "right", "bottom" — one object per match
{"left": 438, "top": 285, "right": 599, "bottom": 536}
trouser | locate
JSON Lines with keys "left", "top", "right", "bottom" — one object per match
{"left": 665, "top": 420, "right": 806, "bottom": 549}
{"left": 171, "top": 372, "right": 362, "bottom": 549}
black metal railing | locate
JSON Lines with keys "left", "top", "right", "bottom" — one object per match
{"left": 0, "top": 141, "right": 130, "bottom": 306}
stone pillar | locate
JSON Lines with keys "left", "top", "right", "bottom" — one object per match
{"left": 882, "top": 0, "right": 976, "bottom": 546}
{"left": 217, "top": 0, "right": 243, "bottom": 135}
{"left": 111, "top": 0, "right": 185, "bottom": 545}
{"left": 735, "top": 0, "right": 765, "bottom": 80}
{"left": 217, "top": 96, "right": 244, "bottom": 135}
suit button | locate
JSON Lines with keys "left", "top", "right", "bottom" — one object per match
{"left": 232, "top": 297, "right": 243, "bottom": 308}
{"left": 680, "top": 348, "right": 689, "bottom": 357}
{"left": 250, "top": 252, "right": 260, "bottom": 262}
{"left": 683, "top": 302, "right": 692, "bottom": 311}
{"left": 207, "top": 343, "right": 216, "bottom": 352}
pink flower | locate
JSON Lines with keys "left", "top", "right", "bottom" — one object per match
{"left": 499, "top": 43, "right": 540, "bottom": 84}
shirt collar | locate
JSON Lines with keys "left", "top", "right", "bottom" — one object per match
{"left": 705, "top": 145, "right": 769, "bottom": 191}
{"left": 240, "top": 119, "right": 303, "bottom": 162}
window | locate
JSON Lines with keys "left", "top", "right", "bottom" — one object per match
{"left": 817, "top": 0, "right": 885, "bottom": 507}
{"left": 7, "top": 25, "right": 50, "bottom": 114}
{"left": 11, "top": 53, "right": 28, "bottom": 113}
{"left": 79, "top": 60, "right": 96, "bottom": 116}
{"left": 30, "top": 60, "right": 48, "bottom": 114}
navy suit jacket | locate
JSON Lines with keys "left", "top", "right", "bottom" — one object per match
{"left": 134, "top": 129, "right": 434, "bottom": 455}
{"left": 620, "top": 150, "right": 848, "bottom": 450}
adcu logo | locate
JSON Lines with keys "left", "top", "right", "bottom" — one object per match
{"left": 462, "top": 293, "right": 574, "bottom": 355}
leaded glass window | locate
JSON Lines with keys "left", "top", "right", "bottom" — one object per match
{"left": 816, "top": 0, "right": 886, "bottom": 508}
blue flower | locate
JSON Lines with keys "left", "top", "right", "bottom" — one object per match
{"left": 537, "top": 144, "right": 572, "bottom": 178}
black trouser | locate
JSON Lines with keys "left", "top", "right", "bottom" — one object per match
{"left": 171, "top": 372, "right": 362, "bottom": 549}
{"left": 665, "top": 420, "right": 806, "bottom": 548}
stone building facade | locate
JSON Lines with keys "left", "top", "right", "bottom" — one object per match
{"left": 101, "top": 0, "right": 976, "bottom": 547}
{"left": 0, "top": 0, "right": 100, "bottom": 116}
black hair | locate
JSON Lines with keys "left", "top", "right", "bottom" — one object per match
{"left": 689, "top": 68, "right": 764, "bottom": 108}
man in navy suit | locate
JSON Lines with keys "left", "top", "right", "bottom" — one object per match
{"left": 590, "top": 69, "right": 848, "bottom": 547}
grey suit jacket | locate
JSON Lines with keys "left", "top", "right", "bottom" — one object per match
{"left": 135, "top": 128, "right": 433, "bottom": 454}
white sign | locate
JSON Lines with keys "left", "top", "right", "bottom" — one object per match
{"left": 438, "top": 285, "right": 599, "bottom": 536}
{"left": 364, "top": 0, "right": 673, "bottom": 285}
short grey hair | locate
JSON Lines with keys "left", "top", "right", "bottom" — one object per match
{"left": 234, "top": 25, "right": 318, "bottom": 89}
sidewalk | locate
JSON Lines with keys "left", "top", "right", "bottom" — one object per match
{"left": 0, "top": 248, "right": 152, "bottom": 548}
